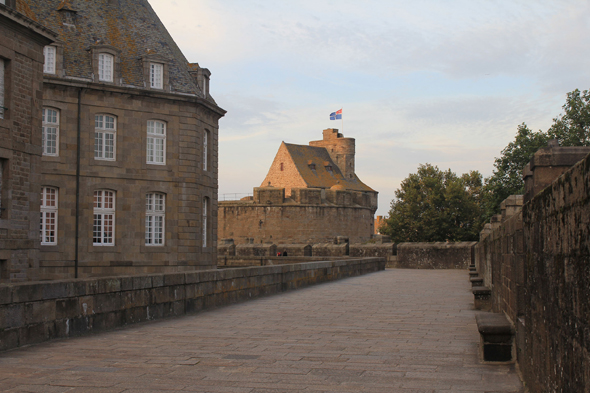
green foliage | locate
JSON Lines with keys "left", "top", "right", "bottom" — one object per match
{"left": 381, "top": 164, "right": 483, "bottom": 243}
{"left": 481, "top": 123, "right": 549, "bottom": 220}
{"left": 547, "top": 89, "right": 590, "bottom": 146}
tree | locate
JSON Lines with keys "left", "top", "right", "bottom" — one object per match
{"left": 481, "top": 123, "right": 549, "bottom": 220}
{"left": 380, "top": 164, "right": 483, "bottom": 243}
{"left": 481, "top": 88, "right": 590, "bottom": 220}
{"left": 547, "top": 89, "right": 590, "bottom": 146}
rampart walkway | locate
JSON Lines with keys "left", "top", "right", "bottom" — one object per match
{"left": 0, "top": 270, "right": 524, "bottom": 392}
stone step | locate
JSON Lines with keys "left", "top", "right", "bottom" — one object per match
{"left": 475, "top": 312, "right": 515, "bottom": 362}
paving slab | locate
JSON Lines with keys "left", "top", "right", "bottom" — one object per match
{"left": 0, "top": 269, "right": 524, "bottom": 392}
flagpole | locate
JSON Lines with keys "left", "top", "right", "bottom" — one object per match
{"left": 341, "top": 107, "right": 343, "bottom": 133}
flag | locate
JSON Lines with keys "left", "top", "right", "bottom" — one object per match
{"left": 330, "top": 109, "right": 342, "bottom": 120}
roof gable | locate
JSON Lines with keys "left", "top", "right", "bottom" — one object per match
{"left": 283, "top": 143, "right": 374, "bottom": 192}
{"left": 18, "top": 0, "right": 206, "bottom": 96}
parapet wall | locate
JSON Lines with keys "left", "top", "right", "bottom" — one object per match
{"left": 218, "top": 241, "right": 475, "bottom": 269}
{"left": 0, "top": 258, "right": 385, "bottom": 352}
{"left": 474, "top": 151, "right": 590, "bottom": 392}
{"left": 395, "top": 242, "right": 476, "bottom": 269}
{"left": 218, "top": 202, "right": 375, "bottom": 244}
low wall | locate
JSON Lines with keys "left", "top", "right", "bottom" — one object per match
{"left": 394, "top": 242, "right": 476, "bottom": 269}
{"left": 217, "top": 256, "right": 344, "bottom": 267}
{"left": 0, "top": 258, "right": 385, "bottom": 352}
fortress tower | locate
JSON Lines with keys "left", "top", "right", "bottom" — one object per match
{"left": 309, "top": 129, "right": 356, "bottom": 180}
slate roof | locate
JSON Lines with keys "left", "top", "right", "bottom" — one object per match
{"left": 284, "top": 143, "right": 375, "bottom": 192}
{"left": 17, "top": 0, "right": 206, "bottom": 97}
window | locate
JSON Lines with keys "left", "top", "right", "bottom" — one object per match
{"left": 43, "top": 46, "right": 56, "bottom": 74}
{"left": 98, "top": 53, "right": 113, "bottom": 82}
{"left": 202, "top": 197, "right": 208, "bottom": 247}
{"left": 0, "top": 59, "right": 4, "bottom": 119}
{"left": 93, "top": 190, "right": 115, "bottom": 245}
{"left": 203, "top": 130, "right": 209, "bottom": 171}
{"left": 280, "top": 163, "right": 284, "bottom": 171}
{"left": 147, "top": 120, "right": 166, "bottom": 164}
{"left": 150, "top": 63, "right": 163, "bottom": 89}
{"left": 0, "top": 260, "right": 7, "bottom": 282}
{"left": 203, "top": 76, "right": 208, "bottom": 97}
{"left": 40, "top": 187, "right": 58, "bottom": 245}
{"left": 95, "top": 114, "right": 116, "bottom": 160}
{"left": 42, "top": 108, "right": 59, "bottom": 156}
{"left": 0, "top": 159, "right": 5, "bottom": 218}
{"left": 145, "top": 193, "right": 165, "bottom": 246}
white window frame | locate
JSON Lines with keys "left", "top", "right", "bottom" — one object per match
{"left": 146, "top": 120, "right": 166, "bottom": 164}
{"left": 150, "top": 63, "right": 163, "bottom": 89}
{"left": 95, "top": 114, "right": 116, "bottom": 160}
{"left": 42, "top": 108, "right": 59, "bottom": 156}
{"left": 202, "top": 197, "right": 208, "bottom": 248}
{"left": 145, "top": 193, "right": 165, "bottom": 246}
{"left": 43, "top": 46, "right": 56, "bottom": 74}
{"left": 98, "top": 53, "right": 114, "bottom": 82}
{"left": 40, "top": 187, "right": 58, "bottom": 245}
{"left": 203, "top": 130, "right": 209, "bottom": 171}
{"left": 0, "top": 59, "right": 5, "bottom": 120}
{"left": 93, "top": 190, "right": 115, "bottom": 246}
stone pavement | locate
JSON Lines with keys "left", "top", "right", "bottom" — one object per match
{"left": 0, "top": 269, "right": 524, "bottom": 393}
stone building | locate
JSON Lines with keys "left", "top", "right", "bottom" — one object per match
{"left": 14, "top": 0, "right": 225, "bottom": 280}
{"left": 219, "top": 129, "right": 378, "bottom": 244}
{"left": 0, "top": 2, "right": 56, "bottom": 283}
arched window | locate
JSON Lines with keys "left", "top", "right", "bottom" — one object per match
{"left": 147, "top": 120, "right": 166, "bottom": 164}
{"left": 95, "top": 114, "right": 116, "bottom": 160}
{"left": 145, "top": 192, "right": 165, "bottom": 245}
{"left": 202, "top": 197, "right": 209, "bottom": 248}
{"left": 40, "top": 187, "right": 58, "bottom": 245}
{"left": 93, "top": 190, "right": 115, "bottom": 245}
{"left": 42, "top": 108, "right": 59, "bottom": 156}
{"left": 280, "top": 163, "right": 284, "bottom": 171}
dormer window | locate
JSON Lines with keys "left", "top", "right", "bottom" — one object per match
{"left": 98, "top": 53, "right": 113, "bottom": 82}
{"left": 150, "top": 63, "right": 163, "bottom": 89}
{"left": 143, "top": 55, "right": 169, "bottom": 91}
{"left": 43, "top": 46, "right": 56, "bottom": 74}
{"left": 309, "top": 163, "right": 316, "bottom": 170}
{"left": 326, "top": 165, "right": 333, "bottom": 172}
{"left": 91, "top": 45, "right": 120, "bottom": 85}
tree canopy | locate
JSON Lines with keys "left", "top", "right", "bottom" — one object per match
{"left": 547, "top": 89, "right": 590, "bottom": 146}
{"left": 382, "top": 88, "right": 590, "bottom": 240}
{"left": 380, "top": 164, "right": 483, "bottom": 243}
{"left": 482, "top": 88, "right": 590, "bottom": 219}
{"left": 481, "top": 123, "right": 549, "bottom": 220}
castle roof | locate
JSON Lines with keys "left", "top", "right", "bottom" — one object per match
{"left": 17, "top": 0, "right": 209, "bottom": 98}
{"left": 283, "top": 143, "right": 375, "bottom": 192}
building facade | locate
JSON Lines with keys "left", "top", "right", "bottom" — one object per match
{"left": 219, "top": 129, "right": 378, "bottom": 244}
{"left": 0, "top": 2, "right": 56, "bottom": 282}
{"left": 13, "top": 0, "right": 225, "bottom": 280}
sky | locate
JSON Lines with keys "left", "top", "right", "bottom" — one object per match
{"left": 148, "top": 0, "right": 590, "bottom": 216}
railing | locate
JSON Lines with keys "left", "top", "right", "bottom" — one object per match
{"left": 219, "top": 193, "right": 253, "bottom": 201}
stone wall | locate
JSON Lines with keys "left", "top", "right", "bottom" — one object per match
{"left": 394, "top": 242, "right": 476, "bottom": 269}
{"left": 38, "top": 78, "right": 222, "bottom": 280}
{"left": 0, "top": 7, "right": 55, "bottom": 283}
{"left": 474, "top": 150, "right": 590, "bottom": 392}
{"left": 217, "top": 241, "right": 479, "bottom": 270}
{"left": 218, "top": 202, "right": 375, "bottom": 244}
{"left": 0, "top": 257, "right": 386, "bottom": 352}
